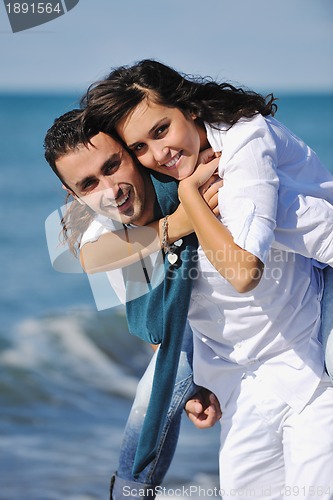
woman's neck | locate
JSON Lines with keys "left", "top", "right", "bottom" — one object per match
{"left": 196, "top": 120, "right": 210, "bottom": 151}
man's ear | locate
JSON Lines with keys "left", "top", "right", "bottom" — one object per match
{"left": 62, "top": 184, "right": 85, "bottom": 205}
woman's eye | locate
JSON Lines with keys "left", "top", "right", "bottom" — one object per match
{"left": 133, "top": 143, "right": 145, "bottom": 153}
{"left": 155, "top": 125, "right": 168, "bottom": 137}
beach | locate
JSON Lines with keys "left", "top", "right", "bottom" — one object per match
{"left": 0, "top": 92, "right": 332, "bottom": 499}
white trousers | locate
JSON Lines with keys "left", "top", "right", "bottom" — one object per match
{"left": 218, "top": 373, "right": 333, "bottom": 500}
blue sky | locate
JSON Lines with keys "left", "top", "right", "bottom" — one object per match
{"left": 0, "top": 0, "right": 332, "bottom": 94}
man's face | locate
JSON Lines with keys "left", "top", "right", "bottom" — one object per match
{"left": 56, "top": 132, "right": 155, "bottom": 225}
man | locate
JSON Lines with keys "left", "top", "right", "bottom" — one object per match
{"left": 44, "top": 109, "right": 221, "bottom": 500}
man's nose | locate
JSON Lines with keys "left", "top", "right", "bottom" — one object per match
{"left": 99, "top": 178, "right": 117, "bottom": 197}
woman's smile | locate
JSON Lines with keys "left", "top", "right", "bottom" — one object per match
{"left": 117, "top": 99, "right": 204, "bottom": 180}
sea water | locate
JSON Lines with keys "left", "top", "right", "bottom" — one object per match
{"left": 0, "top": 92, "right": 332, "bottom": 499}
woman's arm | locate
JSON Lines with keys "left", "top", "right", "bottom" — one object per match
{"left": 179, "top": 118, "right": 281, "bottom": 293}
{"left": 179, "top": 159, "right": 264, "bottom": 293}
{"left": 80, "top": 178, "right": 222, "bottom": 274}
{"left": 80, "top": 205, "right": 191, "bottom": 273}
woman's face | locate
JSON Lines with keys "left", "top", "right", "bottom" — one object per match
{"left": 116, "top": 99, "right": 208, "bottom": 180}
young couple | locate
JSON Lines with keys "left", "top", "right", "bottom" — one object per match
{"left": 45, "top": 59, "right": 333, "bottom": 500}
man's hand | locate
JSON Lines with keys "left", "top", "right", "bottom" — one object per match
{"left": 185, "top": 389, "right": 222, "bottom": 429}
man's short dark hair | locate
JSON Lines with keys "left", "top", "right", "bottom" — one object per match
{"left": 44, "top": 108, "right": 97, "bottom": 185}
{"left": 44, "top": 109, "right": 99, "bottom": 255}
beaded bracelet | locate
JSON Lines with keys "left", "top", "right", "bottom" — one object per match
{"left": 161, "top": 215, "right": 183, "bottom": 265}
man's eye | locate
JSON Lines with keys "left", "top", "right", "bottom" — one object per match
{"left": 82, "top": 179, "right": 96, "bottom": 191}
{"left": 105, "top": 163, "right": 119, "bottom": 174}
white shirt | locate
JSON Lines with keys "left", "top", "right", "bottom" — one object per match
{"left": 189, "top": 249, "right": 324, "bottom": 412}
{"left": 206, "top": 115, "right": 333, "bottom": 266}
{"left": 81, "top": 216, "right": 164, "bottom": 309}
{"left": 80, "top": 115, "right": 330, "bottom": 407}
{"left": 189, "top": 115, "right": 330, "bottom": 412}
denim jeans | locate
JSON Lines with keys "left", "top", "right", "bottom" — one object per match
{"left": 111, "top": 322, "right": 197, "bottom": 500}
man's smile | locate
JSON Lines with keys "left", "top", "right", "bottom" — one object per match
{"left": 103, "top": 188, "right": 133, "bottom": 213}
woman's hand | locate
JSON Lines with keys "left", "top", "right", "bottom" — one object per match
{"left": 197, "top": 147, "right": 221, "bottom": 165}
{"left": 178, "top": 153, "right": 264, "bottom": 293}
{"left": 179, "top": 156, "right": 221, "bottom": 194}
{"left": 168, "top": 174, "right": 222, "bottom": 238}
{"left": 200, "top": 174, "right": 223, "bottom": 216}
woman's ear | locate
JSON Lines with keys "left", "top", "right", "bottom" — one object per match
{"left": 62, "top": 184, "right": 85, "bottom": 205}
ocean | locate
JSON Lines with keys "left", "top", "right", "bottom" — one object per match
{"left": 0, "top": 92, "right": 332, "bottom": 499}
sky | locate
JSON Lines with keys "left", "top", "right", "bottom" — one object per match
{"left": 0, "top": 0, "right": 332, "bottom": 95}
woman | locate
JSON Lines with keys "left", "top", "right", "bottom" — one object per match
{"left": 81, "top": 59, "right": 333, "bottom": 271}
{"left": 80, "top": 61, "right": 333, "bottom": 497}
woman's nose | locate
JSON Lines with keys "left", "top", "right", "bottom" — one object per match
{"left": 151, "top": 144, "right": 170, "bottom": 165}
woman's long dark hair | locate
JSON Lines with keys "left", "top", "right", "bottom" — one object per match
{"left": 81, "top": 59, "right": 277, "bottom": 135}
